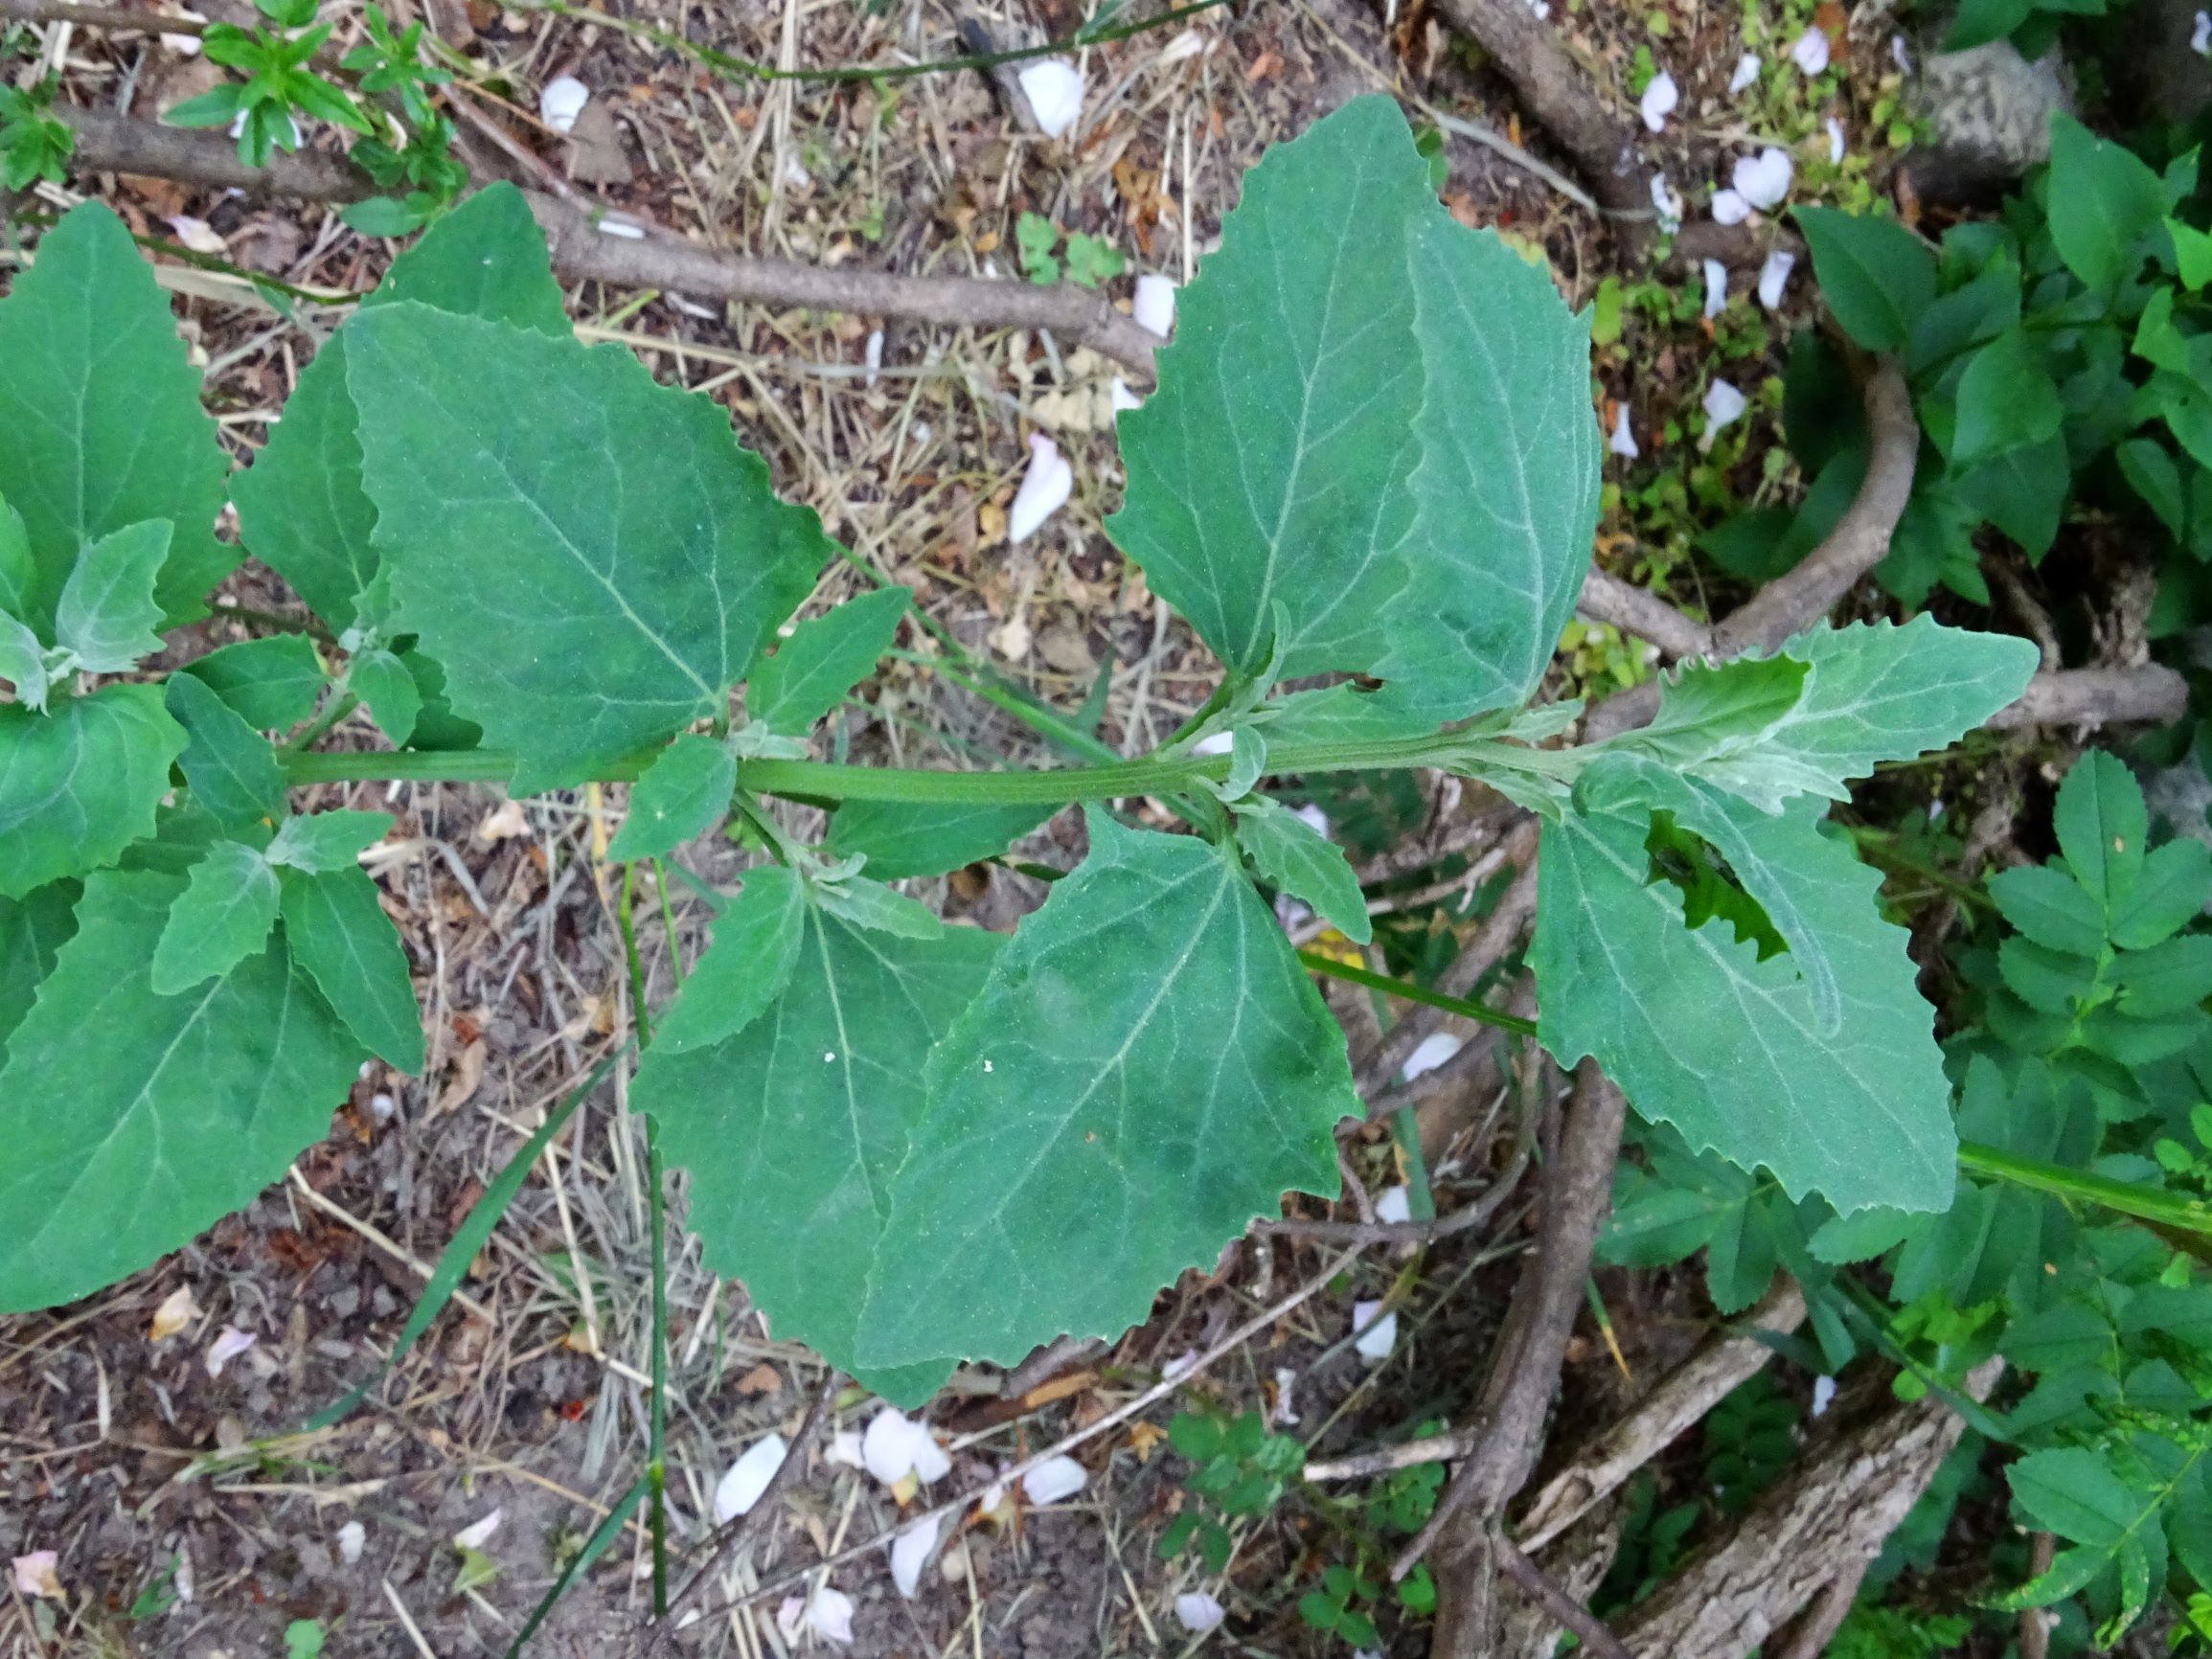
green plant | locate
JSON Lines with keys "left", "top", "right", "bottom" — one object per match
{"left": 1012, "top": 209, "right": 1124, "bottom": 287}
{"left": 0, "top": 74, "right": 71, "bottom": 189}
{"left": 0, "top": 95, "right": 2057, "bottom": 1616}
{"left": 284, "top": 1620, "right": 326, "bottom": 1659}
{"left": 164, "top": 0, "right": 372, "bottom": 166}
{"left": 1158, "top": 1407, "right": 1306, "bottom": 1572}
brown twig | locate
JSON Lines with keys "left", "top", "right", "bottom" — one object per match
{"left": 47, "top": 108, "right": 1166, "bottom": 374}
{"left": 1985, "top": 664, "right": 2189, "bottom": 729}
{"left": 1493, "top": 1533, "right": 1633, "bottom": 1659}
{"left": 1577, "top": 566, "right": 1712, "bottom": 661}
{"left": 1427, "top": 0, "right": 1650, "bottom": 249}
{"left": 1708, "top": 361, "right": 1919, "bottom": 659}
{"left": 1257, "top": 1109, "right": 1536, "bottom": 1247}
{"left": 1398, "top": 1063, "right": 1627, "bottom": 1598}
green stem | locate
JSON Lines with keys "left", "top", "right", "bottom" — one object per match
{"left": 1959, "top": 1140, "right": 2212, "bottom": 1239}
{"left": 617, "top": 866, "right": 670, "bottom": 1616}
{"left": 279, "top": 690, "right": 358, "bottom": 757}
{"left": 280, "top": 730, "right": 1483, "bottom": 799}
{"left": 1297, "top": 950, "right": 1538, "bottom": 1039}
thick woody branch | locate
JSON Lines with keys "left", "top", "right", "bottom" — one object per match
{"left": 1577, "top": 566, "right": 1712, "bottom": 661}
{"left": 1611, "top": 1359, "right": 2005, "bottom": 1658}
{"left": 1986, "top": 663, "right": 2190, "bottom": 729}
{"left": 48, "top": 108, "right": 1164, "bottom": 374}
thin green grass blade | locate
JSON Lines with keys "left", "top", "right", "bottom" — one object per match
{"left": 503, "top": 1472, "right": 649, "bottom": 1659}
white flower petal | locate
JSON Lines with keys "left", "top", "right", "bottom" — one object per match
{"left": 1812, "top": 1375, "right": 1837, "bottom": 1417}
{"left": 1174, "top": 1591, "right": 1226, "bottom": 1632}
{"left": 539, "top": 74, "right": 589, "bottom": 135}
{"left": 1890, "top": 33, "right": 1912, "bottom": 71}
{"left": 1292, "top": 803, "right": 1331, "bottom": 838}
{"left": 1757, "top": 250, "right": 1797, "bottom": 311}
{"left": 1351, "top": 1301, "right": 1397, "bottom": 1363}
{"left": 204, "top": 1325, "right": 256, "bottom": 1378}
{"left": 1824, "top": 116, "right": 1846, "bottom": 165}
{"left": 595, "top": 215, "right": 647, "bottom": 240}
{"left": 1375, "top": 1186, "right": 1412, "bottom": 1225}
{"left": 1710, "top": 189, "right": 1751, "bottom": 226}
{"left": 1017, "top": 59, "right": 1084, "bottom": 139}
{"left": 1732, "top": 147, "right": 1793, "bottom": 210}
{"left": 1788, "top": 26, "right": 1830, "bottom": 76}
{"left": 1109, "top": 375, "right": 1143, "bottom": 415}
{"left": 807, "top": 1584, "right": 856, "bottom": 1645}
{"left": 1133, "top": 272, "right": 1177, "bottom": 340}
{"left": 827, "top": 1430, "right": 865, "bottom": 1468}
{"left": 714, "top": 1433, "right": 789, "bottom": 1523}
{"left": 1702, "top": 257, "right": 1728, "bottom": 320}
{"left": 1650, "top": 172, "right": 1683, "bottom": 235}
{"left": 453, "top": 1509, "right": 502, "bottom": 1551}
{"left": 1162, "top": 1349, "right": 1200, "bottom": 1380}
{"left": 1608, "top": 404, "right": 1640, "bottom": 460}
{"left": 1727, "top": 51, "right": 1761, "bottom": 93}
{"left": 1699, "top": 379, "right": 1748, "bottom": 451}
{"left": 777, "top": 1597, "right": 808, "bottom": 1642}
{"left": 337, "top": 1521, "right": 366, "bottom": 1565}
{"left": 862, "top": 1408, "right": 947, "bottom": 1487}
{"left": 11, "top": 1552, "right": 60, "bottom": 1599}
{"left": 1638, "top": 70, "right": 1678, "bottom": 133}
{"left": 1021, "top": 1454, "right": 1088, "bottom": 1506}
{"left": 1272, "top": 1366, "right": 1300, "bottom": 1425}
{"left": 889, "top": 1512, "right": 942, "bottom": 1598}
{"left": 1402, "top": 1031, "right": 1464, "bottom": 1081}
{"left": 1008, "top": 433, "right": 1073, "bottom": 545}
{"left": 1192, "top": 731, "right": 1236, "bottom": 756}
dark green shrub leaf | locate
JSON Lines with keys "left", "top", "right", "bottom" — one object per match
{"left": 1989, "top": 864, "right": 2107, "bottom": 958}
{"left": 0, "top": 879, "right": 77, "bottom": 1052}
{"left": 1950, "top": 326, "right": 2062, "bottom": 466}
{"left": 2053, "top": 749, "right": 2148, "bottom": 912}
{"left": 855, "top": 812, "right": 1357, "bottom": 1368}
{"left": 1793, "top": 206, "right": 1938, "bottom": 352}
{"left": 2109, "top": 837, "right": 2212, "bottom": 948}
{"left": 2047, "top": 112, "right": 2168, "bottom": 291}
{"left": 0, "top": 869, "right": 364, "bottom": 1311}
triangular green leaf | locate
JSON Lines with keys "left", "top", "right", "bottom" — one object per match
{"left": 1791, "top": 205, "right": 1938, "bottom": 352}
{"left": 748, "top": 586, "right": 909, "bottom": 736}
{"left": 1608, "top": 618, "right": 2039, "bottom": 811}
{"left": 348, "top": 645, "right": 421, "bottom": 747}
{"left": 0, "top": 203, "right": 232, "bottom": 631}
{"left": 345, "top": 305, "right": 831, "bottom": 791}
{"left": 166, "top": 670, "right": 289, "bottom": 832}
{"left": 855, "top": 812, "right": 1357, "bottom": 1369}
{"left": 0, "top": 868, "right": 365, "bottom": 1312}
{"left": 151, "top": 840, "right": 282, "bottom": 993}
{"left": 0, "top": 684, "right": 186, "bottom": 899}
{"left": 1533, "top": 799, "right": 1956, "bottom": 1213}
{"left": 279, "top": 865, "right": 424, "bottom": 1072}
{"left": 55, "top": 519, "right": 171, "bottom": 671}
{"left": 234, "top": 185, "right": 569, "bottom": 632}
{"left": 267, "top": 808, "right": 393, "bottom": 874}
{"left": 1380, "top": 212, "right": 1599, "bottom": 718}
{"left": 0, "top": 879, "right": 78, "bottom": 1054}
{"left": 824, "top": 799, "right": 1057, "bottom": 879}
{"left": 2047, "top": 112, "right": 2168, "bottom": 291}
{"left": 1108, "top": 96, "right": 1430, "bottom": 683}
{"left": 607, "top": 734, "right": 735, "bottom": 862}
{"left": 636, "top": 900, "right": 998, "bottom": 1402}
{"left": 1233, "top": 796, "right": 1371, "bottom": 943}
{"left": 180, "top": 633, "right": 328, "bottom": 731}
{"left": 649, "top": 866, "right": 805, "bottom": 1056}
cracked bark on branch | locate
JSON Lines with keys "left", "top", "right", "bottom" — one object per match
{"left": 1607, "top": 1359, "right": 2005, "bottom": 1659}
{"left": 1428, "top": 0, "right": 1650, "bottom": 247}
{"left": 41, "top": 107, "right": 1165, "bottom": 374}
